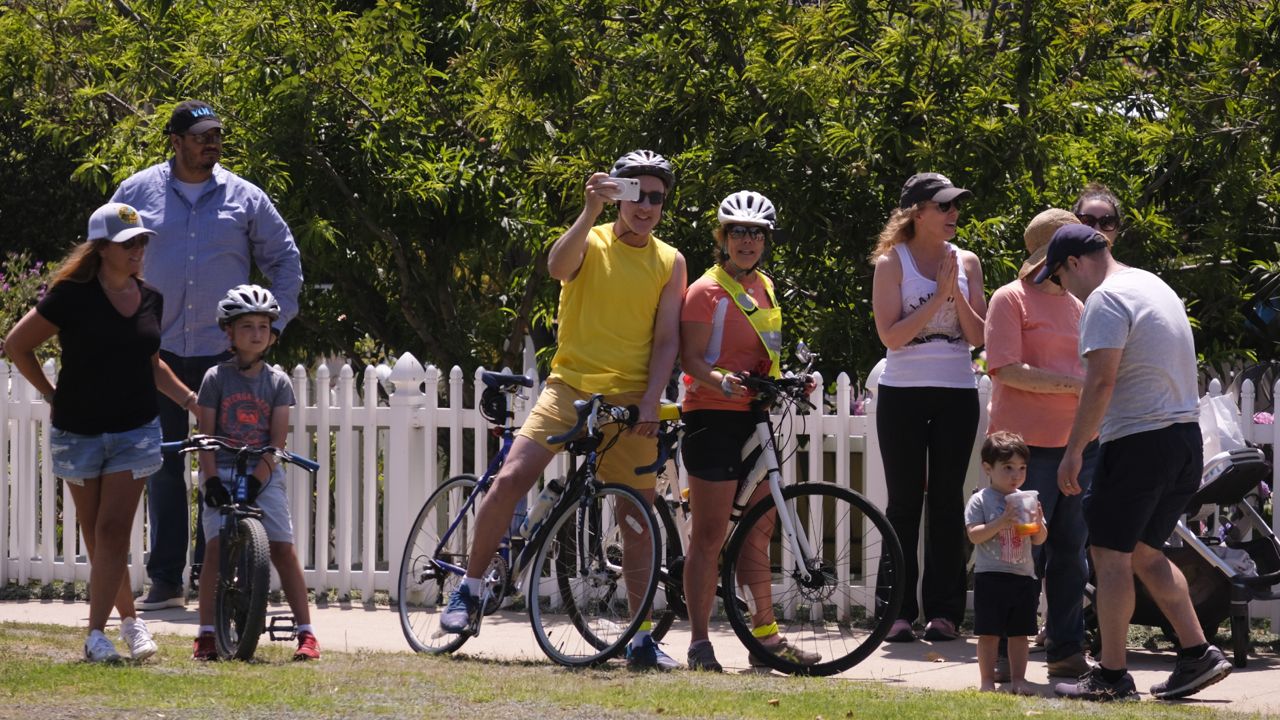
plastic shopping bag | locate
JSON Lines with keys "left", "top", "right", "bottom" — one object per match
{"left": 1199, "top": 393, "right": 1247, "bottom": 460}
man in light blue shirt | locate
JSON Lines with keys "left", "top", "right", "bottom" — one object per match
{"left": 112, "top": 100, "right": 302, "bottom": 609}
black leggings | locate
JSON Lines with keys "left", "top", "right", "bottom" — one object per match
{"left": 876, "top": 384, "right": 978, "bottom": 625}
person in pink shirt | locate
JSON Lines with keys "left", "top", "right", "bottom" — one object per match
{"left": 984, "top": 208, "right": 1096, "bottom": 679}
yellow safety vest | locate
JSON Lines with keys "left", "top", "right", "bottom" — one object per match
{"left": 707, "top": 265, "right": 782, "bottom": 378}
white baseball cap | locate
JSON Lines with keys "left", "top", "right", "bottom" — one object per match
{"left": 87, "top": 202, "right": 156, "bottom": 244}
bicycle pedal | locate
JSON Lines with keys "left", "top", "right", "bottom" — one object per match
{"left": 267, "top": 615, "right": 297, "bottom": 641}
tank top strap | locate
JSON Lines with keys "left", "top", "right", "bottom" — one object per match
{"left": 894, "top": 243, "right": 922, "bottom": 281}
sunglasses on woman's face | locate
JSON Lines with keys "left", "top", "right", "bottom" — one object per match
{"left": 119, "top": 236, "right": 150, "bottom": 251}
{"left": 933, "top": 199, "right": 961, "bottom": 213}
{"left": 1076, "top": 213, "right": 1119, "bottom": 232}
{"left": 727, "top": 225, "right": 767, "bottom": 241}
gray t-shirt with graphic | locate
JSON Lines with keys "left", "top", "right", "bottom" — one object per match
{"left": 965, "top": 487, "right": 1036, "bottom": 577}
{"left": 197, "top": 361, "right": 295, "bottom": 467}
{"left": 1078, "top": 267, "right": 1199, "bottom": 443}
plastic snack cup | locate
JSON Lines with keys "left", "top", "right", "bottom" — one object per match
{"left": 1008, "top": 490, "right": 1040, "bottom": 536}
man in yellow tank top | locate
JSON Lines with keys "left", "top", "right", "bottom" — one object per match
{"left": 441, "top": 150, "right": 688, "bottom": 669}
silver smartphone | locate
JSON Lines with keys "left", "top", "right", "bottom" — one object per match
{"left": 610, "top": 177, "right": 641, "bottom": 202}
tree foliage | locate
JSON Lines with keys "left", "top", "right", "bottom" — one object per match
{"left": 1, "top": 0, "right": 1277, "bottom": 379}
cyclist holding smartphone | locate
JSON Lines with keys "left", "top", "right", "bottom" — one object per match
{"left": 440, "top": 150, "right": 688, "bottom": 671}
{"left": 678, "top": 190, "right": 820, "bottom": 672}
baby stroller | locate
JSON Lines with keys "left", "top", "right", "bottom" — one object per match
{"left": 1084, "top": 446, "right": 1280, "bottom": 667}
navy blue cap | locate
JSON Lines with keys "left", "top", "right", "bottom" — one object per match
{"left": 1032, "top": 224, "right": 1110, "bottom": 284}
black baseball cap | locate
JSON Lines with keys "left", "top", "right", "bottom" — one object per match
{"left": 164, "top": 100, "right": 222, "bottom": 135}
{"left": 899, "top": 172, "right": 973, "bottom": 209}
{"left": 1032, "top": 224, "right": 1110, "bottom": 284}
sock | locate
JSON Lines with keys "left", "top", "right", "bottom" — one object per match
{"left": 297, "top": 624, "right": 314, "bottom": 634}
{"left": 630, "top": 622, "right": 652, "bottom": 648}
{"left": 1099, "top": 665, "right": 1127, "bottom": 684}
{"left": 1179, "top": 643, "right": 1209, "bottom": 660}
{"left": 462, "top": 577, "right": 484, "bottom": 596}
{"left": 199, "top": 625, "right": 215, "bottom": 636}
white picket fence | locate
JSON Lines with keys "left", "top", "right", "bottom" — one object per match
{"left": 3, "top": 354, "right": 1278, "bottom": 628}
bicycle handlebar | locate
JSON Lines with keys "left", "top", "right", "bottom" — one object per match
{"left": 736, "top": 372, "right": 817, "bottom": 412}
{"left": 161, "top": 434, "right": 321, "bottom": 473}
{"left": 546, "top": 395, "right": 638, "bottom": 445}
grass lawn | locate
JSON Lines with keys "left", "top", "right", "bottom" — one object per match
{"left": 0, "top": 621, "right": 1267, "bottom": 720}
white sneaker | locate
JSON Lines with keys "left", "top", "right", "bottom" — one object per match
{"left": 84, "top": 629, "right": 121, "bottom": 663}
{"left": 120, "top": 617, "right": 158, "bottom": 661}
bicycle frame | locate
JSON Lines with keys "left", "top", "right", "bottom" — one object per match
{"left": 746, "top": 402, "right": 819, "bottom": 586}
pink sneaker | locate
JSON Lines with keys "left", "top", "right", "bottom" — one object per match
{"left": 923, "top": 618, "right": 959, "bottom": 641}
{"left": 294, "top": 631, "right": 321, "bottom": 661}
{"left": 886, "top": 619, "right": 915, "bottom": 642}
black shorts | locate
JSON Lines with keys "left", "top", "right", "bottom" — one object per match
{"left": 1084, "top": 422, "right": 1202, "bottom": 552}
{"left": 680, "top": 409, "right": 761, "bottom": 482}
{"left": 972, "top": 572, "right": 1039, "bottom": 637}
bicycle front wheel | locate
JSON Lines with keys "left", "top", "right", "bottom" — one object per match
{"left": 398, "top": 474, "right": 483, "bottom": 654}
{"left": 721, "top": 483, "right": 904, "bottom": 676}
{"left": 215, "top": 516, "right": 271, "bottom": 661}
{"left": 528, "top": 483, "right": 661, "bottom": 667}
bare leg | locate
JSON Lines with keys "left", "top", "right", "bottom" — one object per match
{"left": 271, "top": 542, "right": 311, "bottom": 625}
{"left": 684, "top": 476, "right": 735, "bottom": 644}
{"left": 463, "top": 437, "right": 552, "bottom": 579}
{"left": 1132, "top": 542, "right": 1207, "bottom": 648}
{"left": 197, "top": 538, "right": 219, "bottom": 627}
{"left": 1006, "top": 636, "right": 1035, "bottom": 695}
{"left": 1090, "top": 546, "right": 1135, "bottom": 671}
{"left": 735, "top": 482, "right": 778, "bottom": 636}
{"left": 977, "top": 634, "right": 1000, "bottom": 691}
{"left": 618, "top": 486, "right": 657, "bottom": 620}
{"left": 68, "top": 480, "right": 142, "bottom": 620}
{"left": 68, "top": 472, "right": 146, "bottom": 632}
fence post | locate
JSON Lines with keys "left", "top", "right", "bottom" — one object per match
{"left": 0, "top": 361, "right": 9, "bottom": 585}
{"left": 386, "top": 353, "right": 426, "bottom": 602}
{"left": 360, "top": 365, "right": 380, "bottom": 599}
{"left": 335, "top": 364, "right": 354, "bottom": 596}
{"left": 313, "top": 363, "right": 332, "bottom": 595}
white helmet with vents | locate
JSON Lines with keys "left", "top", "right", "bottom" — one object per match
{"left": 717, "top": 191, "right": 776, "bottom": 229}
{"left": 217, "top": 284, "right": 281, "bottom": 328}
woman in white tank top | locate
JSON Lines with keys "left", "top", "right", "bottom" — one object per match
{"left": 869, "top": 173, "right": 987, "bottom": 643}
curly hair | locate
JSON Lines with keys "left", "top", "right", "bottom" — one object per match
{"left": 1072, "top": 182, "right": 1122, "bottom": 218}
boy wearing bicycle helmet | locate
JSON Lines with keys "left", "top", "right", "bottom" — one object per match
{"left": 440, "top": 150, "right": 688, "bottom": 670}
{"left": 191, "top": 284, "right": 319, "bottom": 661}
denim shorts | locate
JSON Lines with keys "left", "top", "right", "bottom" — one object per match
{"left": 201, "top": 466, "right": 294, "bottom": 544}
{"left": 50, "top": 418, "right": 163, "bottom": 485}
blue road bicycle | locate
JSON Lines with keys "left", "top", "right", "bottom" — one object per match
{"left": 397, "top": 371, "right": 663, "bottom": 667}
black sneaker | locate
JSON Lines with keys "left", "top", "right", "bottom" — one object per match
{"left": 135, "top": 582, "right": 185, "bottom": 610}
{"left": 439, "top": 586, "right": 483, "bottom": 635}
{"left": 1054, "top": 667, "right": 1139, "bottom": 702}
{"left": 1150, "top": 645, "right": 1232, "bottom": 700}
{"left": 687, "top": 642, "right": 723, "bottom": 672}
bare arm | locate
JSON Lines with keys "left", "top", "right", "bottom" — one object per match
{"left": 547, "top": 172, "right": 620, "bottom": 281}
{"left": 634, "top": 253, "right": 687, "bottom": 437}
{"left": 152, "top": 354, "right": 197, "bottom": 412}
{"left": 3, "top": 308, "right": 58, "bottom": 397}
{"left": 1058, "top": 347, "right": 1122, "bottom": 495}
{"left": 679, "top": 321, "right": 746, "bottom": 398}
{"left": 966, "top": 501, "right": 1018, "bottom": 545}
{"left": 197, "top": 405, "right": 218, "bottom": 480}
{"left": 953, "top": 250, "right": 986, "bottom": 347}
{"left": 255, "top": 405, "right": 291, "bottom": 483}
{"left": 990, "top": 363, "right": 1084, "bottom": 395}
{"left": 871, "top": 252, "right": 952, "bottom": 350}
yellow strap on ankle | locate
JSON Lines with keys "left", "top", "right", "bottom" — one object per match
{"left": 638, "top": 620, "right": 653, "bottom": 632}
{"left": 751, "top": 622, "right": 779, "bottom": 639}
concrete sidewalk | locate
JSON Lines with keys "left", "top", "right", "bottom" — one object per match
{"left": 3, "top": 598, "right": 1277, "bottom": 713}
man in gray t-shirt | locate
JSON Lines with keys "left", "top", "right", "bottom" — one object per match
{"left": 1033, "top": 224, "right": 1231, "bottom": 702}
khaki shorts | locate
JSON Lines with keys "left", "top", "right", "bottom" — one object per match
{"left": 517, "top": 379, "right": 658, "bottom": 490}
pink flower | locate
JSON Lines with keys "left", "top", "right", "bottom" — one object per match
{"left": 1253, "top": 411, "right": 1274, "bottom": 426}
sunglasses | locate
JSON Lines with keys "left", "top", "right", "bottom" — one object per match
{"left": 186, "top": 129, "right": 224, "bottom": 145}
{"left": 118, "top": 236, "right": 150, "bottom": 251}
{"left": 726, "top": 225, "right": 767, "bottom": 241}
{"left": 1076, "top": 212, "right": 1119, "bottom": 232}
{"left": 625, "top": 190, "right": 665, "bottom": 206}
{"left": 932, "top": 199, "right": 962, "bottom": 213}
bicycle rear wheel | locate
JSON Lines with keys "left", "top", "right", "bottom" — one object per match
{"left": 215, "top": 516, "right": 270, "bottom": 661}
{"left": 398, "top": 474, "right": 484, "bottom": 654}
{"left": 528, "top": 483, "right": 661, "bottom": 667}
{"left": 721, "top": 483, "right": 904, "bottom": 676}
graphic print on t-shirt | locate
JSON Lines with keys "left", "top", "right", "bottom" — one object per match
{"left": 220, "top": 390, "right": 272, "bottom": 447}
{"left": 998, "top": 526, "right": 1031, "bottom": 565}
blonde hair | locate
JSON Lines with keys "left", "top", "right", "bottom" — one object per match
{"left": 50, "top": 240, "right": 109, "bottom": 286}
{"left": 868, "top": 206, "right": 917, "bottom": 264}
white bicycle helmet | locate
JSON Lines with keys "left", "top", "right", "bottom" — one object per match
{"left": 610, "top": 149, "right": 675, "bottom": 191}
{"left": 717, "top": 190, "right": 776, "bottom": 229}
{"left": 217, "top": 284, "right": 281, "bottom": 327}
